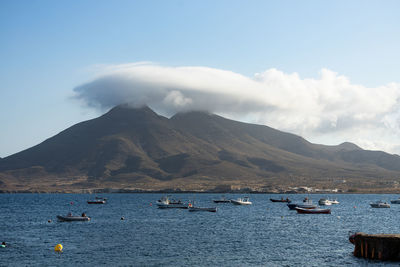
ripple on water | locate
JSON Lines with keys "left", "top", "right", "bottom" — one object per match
{"left": 1, "top": 193, "right": 400, "bottom": 266}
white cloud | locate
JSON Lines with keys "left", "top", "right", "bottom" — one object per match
{"left": 73, "top": 62, "right": 400, "bottom": 154}
{"left": 163, "top": 90, "right": 193, "bottom": 108}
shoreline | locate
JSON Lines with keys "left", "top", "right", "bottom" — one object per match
{"left": 1, "top": 189, "right": 399, "bottom": 194}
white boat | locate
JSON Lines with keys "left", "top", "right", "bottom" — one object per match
{"left": 231, "top": 196, "right": 252, "bottom": 205}
{"left": 318, "top": 198, "right": 332, "bottom": 206}
{"left": 370, "top": 201, "right": 390, "bottom": 208}
{"left": 156, "top": 196, "right": 188, "bottom": 209}
{"left": 331, "top": 199, "right": 339, "bottom": 204}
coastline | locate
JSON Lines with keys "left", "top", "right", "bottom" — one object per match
{"left": 1, "top": 188, "right": 399, "bottom": 194}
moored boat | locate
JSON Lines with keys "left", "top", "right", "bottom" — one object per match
{"left": 370, "top": 201, "right": 390, "bottom": 208}
{"left": 270, "top": 197, "right": 291, "bottom": 203}
{"left": 288, "top": 203, "right": 318, "bottom": 210}
{"left": 188, "top": 206, "right": 217, "bottom": 212}
{"left": 57, "top": 214, "right": 90, "bottom": 222}
{"left": 331, "top": 199, "right": 339, "bottom": 204}
{"left": 390, "top": 198, "right": 400, "bottom": 204}
{"left": 231, "top": 196, "right": 252, "bottom": 205}
{"left": 318, "top": 198, "right": 332, "bottom": 206}
{"left": 295, "top": 207, "right": 331, "bottom": 214}
{"left": 213, "top": 195, "right": 231, "bottom": 203}
{"left": 157, "top": 195, "right": 188, "bottom": 209}
{"left": 87, "top": 200, "right": 106, "bottom": 204}
{"left": 288, "top": 198, "right": 317, "bottom": 210}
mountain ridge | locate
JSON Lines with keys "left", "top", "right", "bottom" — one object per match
{"left": 1, "top": 104, "right": 400, "bottom": 193}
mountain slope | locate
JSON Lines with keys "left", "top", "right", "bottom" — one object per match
{"left": 1, "top": 105, "right": 400, "bottom": 192}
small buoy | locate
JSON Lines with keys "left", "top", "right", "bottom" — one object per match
{"left": 48, "top": 220, "right": 52, "bottom": 223}
{"left": 121, "top": 217, "right": 125, "bottom": 220}
{"left": 54, "top": 244, "right": 63, "bottom": 252}
{"left": 1, "top": 242, "right": 6, "bottom": 248}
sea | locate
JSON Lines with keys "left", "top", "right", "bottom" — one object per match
{"left": 1, "top": 193, "right": 400, "bottom": 266}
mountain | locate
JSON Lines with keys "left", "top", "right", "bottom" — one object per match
{"left": 1, "top": 104, "right": 400, "bottom": 193}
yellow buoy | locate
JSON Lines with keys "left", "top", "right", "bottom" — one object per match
{"left": 54, "top": 244, "right": 63, "bottom": 252}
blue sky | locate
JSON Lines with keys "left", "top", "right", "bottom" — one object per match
{"left": 1, "top": 0, "right": 400, "bottom": 157}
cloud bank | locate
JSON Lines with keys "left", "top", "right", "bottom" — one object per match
{"left": 74, "top": 63, "right": 400, "bottom": 154}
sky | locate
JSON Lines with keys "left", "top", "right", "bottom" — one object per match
{"left": 1, "top": 0, "right": 400, "bottom": 157}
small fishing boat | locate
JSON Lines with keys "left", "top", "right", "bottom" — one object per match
{"left": 288, "top": 203, "right": 317, "bottom": 210}
{"left": 287, "top": 202, "right": 317, "bottom": 210}
{"left": 295, "top": 207, "right": 331, "bottom": 214}
{"left": 231, "top": 196, "right": 252, "bottom": 205}
{"left": 188, "top": 206, "right": 217, "bottom": 212}
{"left": 213, "top": 195, "right": 231, "bottom": 203}
{"left": 270, "top": 197, "right": 291, "bottom": 203}
{"left": 390, "top": 198, "right": 400, "bottom": 204}
{"left": 157, "top": 196, "right": 188, "bottom": 209}
{"left": 87, "top": 200, "right": 106, "bottom": 204}
{"left": 370, "top": 201, "right": 390, "bottom": 208}
{"left": 57, "top": 214, "right": 90, "bottom": 222}
{"left": 318, "top": 198, "right": 332, "bottom": 206}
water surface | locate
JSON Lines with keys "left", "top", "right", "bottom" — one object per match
{"left": 1, "top": 194, "right": 399, "bottom": 266}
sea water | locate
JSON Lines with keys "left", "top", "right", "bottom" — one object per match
{"left": 0, "top": 193, "right": 399, "bottom": 266}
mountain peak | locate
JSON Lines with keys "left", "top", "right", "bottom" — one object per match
{"left": 110, "top": 103, "right": 154, "bottom": 112}
{"left": 103, "top": 104, "right": 159, "bottom": 120}
{"left": 337, "top": 142, "right": 362, "bottom": 151}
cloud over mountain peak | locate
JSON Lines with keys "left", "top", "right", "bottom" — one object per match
{"left": 74, "top": 63, "right": 400, "bottom": 154}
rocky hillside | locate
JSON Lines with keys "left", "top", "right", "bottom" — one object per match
{"left": 1, "top": 104, "right": 400, "bottom": 192}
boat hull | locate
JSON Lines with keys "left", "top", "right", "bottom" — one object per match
{"left": 188, "top": 207, "right": 217, "bottom": 212}
{"left": 287, "top": 203, "right": 317, "bottom": 210}
{"left": 270, "top": 198, "right": 291, "bottom": 203}
{"left": 295, "top": 207, "right": 331, "bottom": 214}
{"left": 213, "top": 200, "right": 231, "bottom": 203}
{"left": 87, "top": 200, "right": 106, "bottom": 204}
{"left": 57, "top": 215, "right": 90, "bottom": 222}
{"left": 157, "top": 203, "right": 188, "bottom": 209}
{"left": 370, "top": 204, "right": 390, "bottom": 208}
